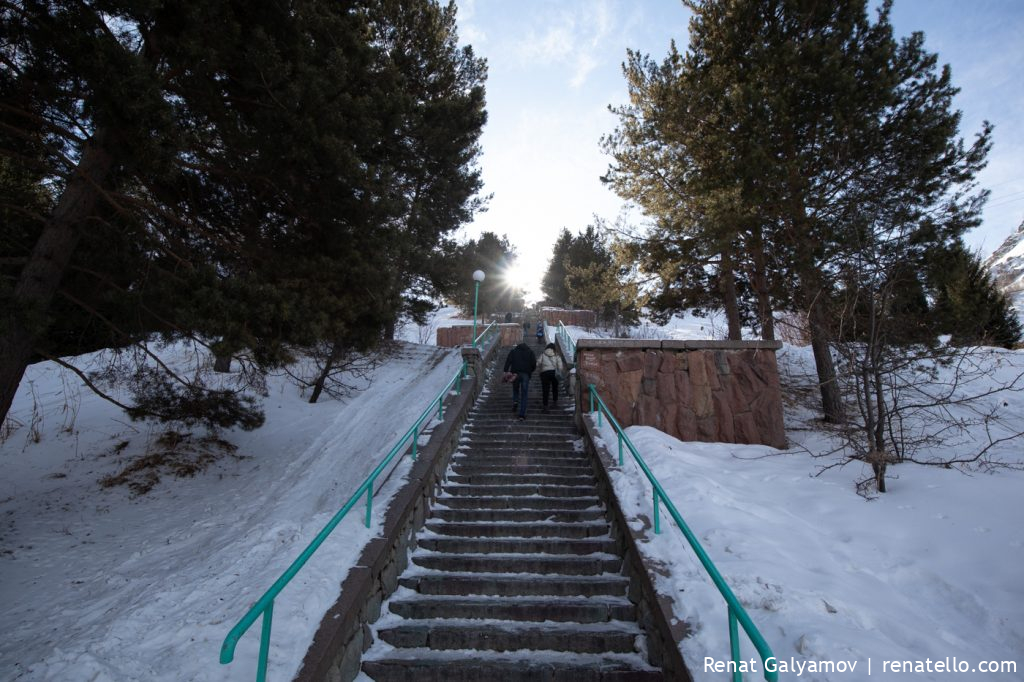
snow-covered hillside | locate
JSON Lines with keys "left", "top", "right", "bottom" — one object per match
{"left": 0, "top": 341, "right": 463, "bottom": 681}
{"left": 985, "top": 218, "right": 1024, "bottom": 314}
{"left": 2, "top": 312, "right": 1022, "bottom": 681}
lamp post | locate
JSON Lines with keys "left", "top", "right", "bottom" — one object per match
{"left": 472, "top": 269, "right": 486, "bottom": 347}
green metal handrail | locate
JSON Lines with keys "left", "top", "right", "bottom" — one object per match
{"left": 556, "top": 320, "right": 576, "bottom": 361}
{"left": 587, "top": 384, "right": 778, "bottom": 682}
{"left": 473, "top": 320, "right": 497, "bottom": 347}
{"left": 220, "top": 360, "right": 469, "bottom": 681}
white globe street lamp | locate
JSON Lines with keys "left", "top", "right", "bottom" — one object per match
{"left": 472, "top": 270, "right": 486, "bottom": 347}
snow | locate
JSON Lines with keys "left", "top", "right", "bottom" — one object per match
{"left": 589, "top": 338, "right": 1024, "bottom": 681}
{"left": 2, "top": 310, "right": 1023, "bottom": 681}
{"left": 0, "top": 341, "right": 463, "bottom": 682}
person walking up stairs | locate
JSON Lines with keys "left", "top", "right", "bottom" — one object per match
{"left": 361, "top": 348, "right": 665, "bottom": 680}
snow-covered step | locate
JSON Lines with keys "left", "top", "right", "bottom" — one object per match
{"left": 449, "top": 463, "right": 592, "bottom": 476}
{"left": 362, "top": 649, "right": 661, "bottom": 682}
{"left": 446, "top": 472, "right": 594, "bottom": 486}
{"left": 411, "top": 551, "right": 622, "bottom": 575}
{"left": 376, "top": 620, "right": 641, "bottom": 653}
{"left": 453, "top": 448, "right": 586, "bottom": 460}
{"left": 430, "top": 507, "right": 606, "bottom": 523}
{"left": 425, "top": 520, "right": 609, "bottom": 538}
{"left": 386, "top": 594, "right": 636, "bottom": 622}
{"left": 463, "top": 437, "right": 578, "bottom": 448}
{"left": 398, "top": 572, "right": 630, "bottom": 597}
{"left": 435, "top": 495, "right": 600, "bottom": 510}
{"left": 439, "top": 483, "right": 598, "bottom": 497}
{"left": 417, "top": 536, "right": 617, "bottom": 555}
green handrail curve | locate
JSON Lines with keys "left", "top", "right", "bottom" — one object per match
{"left": 587, "top": 384, "right": 778, "bottom": 682}
{"left": 220, "top": 358, "right": 470, "bottom": 681}
{"left": 556, "top": 320, "right": 576, "bottom": 361}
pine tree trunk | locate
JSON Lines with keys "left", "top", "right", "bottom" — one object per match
{"left": 0, "top": 130, "right": 115, "bottom": 423}
{"left": 719, "top": 250, "right": 743, "bottom": 340}
{"left": 213, "top": 354, "right": 233, "bottom": 373}
{"left": 808, "top": 302, "right": 843, "bottom": 422}
{"left": 309, "top": 342, "right": 343, "bottom": 404}
{"left": 748, "top": 236, "right": 775, "bottom": 341}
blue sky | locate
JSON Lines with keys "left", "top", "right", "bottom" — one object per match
{"left": 452, "top": 0, "right": 1024, "bottom": 302}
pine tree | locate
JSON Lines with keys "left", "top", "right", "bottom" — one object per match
{"left": 929, "top": 243, "right": 1022, "bottom": 349}
{"left": 541, "top": 229, "right": 574, "bottom": 306}
{"left": 603, "top": 0, "right": 991, "bottom": 422}
{"left": 0, "top": 0, "right": 487, "bottom": 424}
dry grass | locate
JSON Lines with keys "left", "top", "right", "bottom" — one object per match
{"left": 100, "top": 431, "right": 241, "bottom": 495}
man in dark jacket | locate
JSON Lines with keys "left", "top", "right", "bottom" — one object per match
{"left": 503, "top": 342, "right": 537, "bottom": 420}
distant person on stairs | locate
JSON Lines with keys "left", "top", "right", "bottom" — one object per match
{"left": 538, "top": 343, "right": 566, "bottom": 412}
{"left": 503, "top": 342, "right": 537, "bottom": 421}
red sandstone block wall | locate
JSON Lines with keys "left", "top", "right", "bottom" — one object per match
{"left": 576, "top": 340, "right": 786, "bottom": 449}
{"left": 436, "top": 324, "right": 523, "bottom": 348}
{"left": 541, "top": 308, "right": 597, "bottom": 328}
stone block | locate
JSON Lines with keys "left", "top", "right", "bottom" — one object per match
{"left": 656, "top": 377, "right": 677, "bottom": 403}
{"left": 365, "top": 587, "right": 383, "bottom": 623}
{"left": 638, "top": 394, "right": 660, "bottom": 427}
{"left": 676, "top": 407, "right": 697, "bottom": 440}
{"left": 641, "top": 377, "right": 657, "bottom": 396}
{"left": 643, "top": 350, "right": 661, "bottom": 378}
{"left": 659, "top": 352, "right": 677, "bottom": 374}
{"left": 382, "top": 557, "right": 399, "bottom": 594}
{"left": 734, "top": 412, "right": 760, "bottom": 444}
{"left": 688, "top": 351, "right": 707, "bottom": 386}
{"left": 692, "top": 382, "right": 713, "bottom": 418}
{"left": 659, "top": 403, "right": 677, "bottom": 434}
{"left": 615, "top": 350, "right": 644, "bottom": 373}
{"left": 338, "top": 628, "right": 364, "bottom": 682}
{"left": 696, "top": 416, "right": 717, "bottom": 441}
{"left": 621, "top": 369, "right": 643, "bottom": 403}
{"left": 674, "top": 371, "right": 693, "bottom": 405}
{"left": 712, "top": 392, "right": 734, "bottom": 442}
{"left": 705, "top": 353, "right": 722, "bottom": 390}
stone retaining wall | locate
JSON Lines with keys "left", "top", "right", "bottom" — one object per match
{"left": 576, "top": 339, "right": 786, "bottom": 449}
{"left": 540, "top": 308, "right": 597, "bottom": 328}
{"left": 436, "top": 323, "right": 522, "bottom": 348}
{"left": 296, "top": 341, "right": 498, "bottom": 682}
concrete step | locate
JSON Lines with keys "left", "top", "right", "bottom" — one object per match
{"left": 417, "top": 536, "right": 617, "bottom": 555}
{"left": 440, "top": 484, "right": 598, "bottom": 498}
{"left": 362, "top": 651, "right": 663, "bottom": 681}
{"left": 436, "top": 496, "right": 600, "bottom": 510}
{"left": 430, "top": 508, "right": 606, "bottom": 523}
{"left": 411, "top": 552, "right": 622, "bottom": 575}
{"left": 387, "top": 595, "right": 635, "bottom": 622}
{"left": 425, "top": 520, "right": 609, "bottom": 538}
{"left": 449, "top": 463, "right": 593, "bottom": 477}
{"left": 376, "top": 621, "right": 640, "bottom": 654}
{"left": 451, "top": 453, "right": 589, "bottom": 466}
{"left": 463, "top": 436, "right": 577, "bottom": 449}
{"left": 464, "top": 424, "right": 578, "bottom": 435}
{"left": 446, "top": 473, "right": 594, "bottom": 486}
{"left": 399, "top": 573, "right": 629, "bottom": 597}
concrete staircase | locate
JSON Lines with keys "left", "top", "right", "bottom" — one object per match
{"left": 361, "top": 347, "right": 664, "bottom": 681}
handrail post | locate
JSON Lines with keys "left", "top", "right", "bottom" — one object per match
{"left": 617, "top": 432, "right": 623, "bottom": 466}
{"left": 364, "top": 485, "right": 373, "bottom": 528}
{"left": 653, "top": 490, "right": 661, "bottom": 534}
{"left": 257, "top": 602, "right": 273, "bottom": 682}
{"left": 412, "top": 425, "right": 418, "bottom": 460}
{"left": 729, "top": 605, "right": 741, "bottom": 682}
